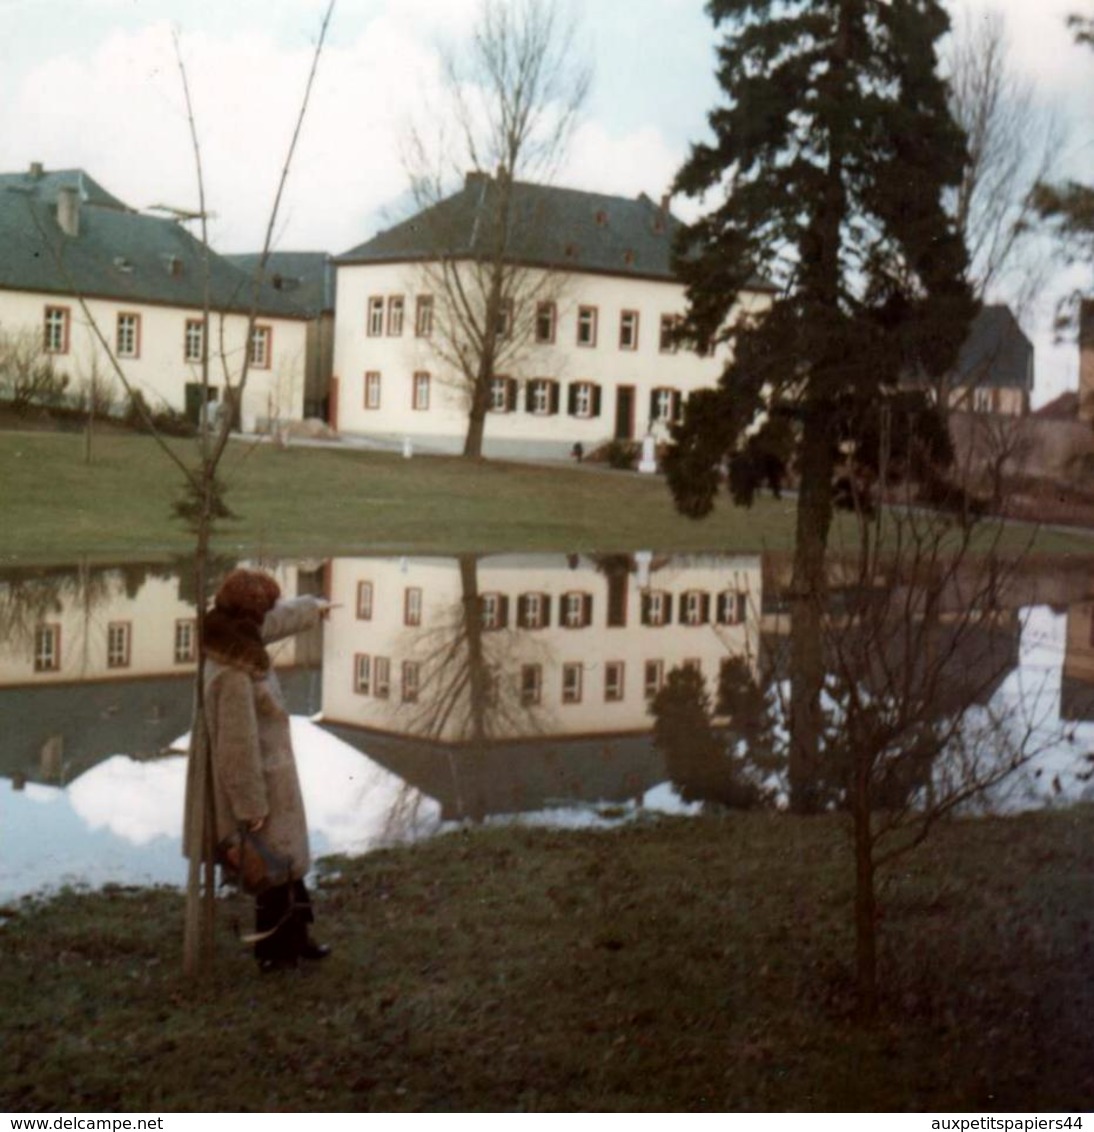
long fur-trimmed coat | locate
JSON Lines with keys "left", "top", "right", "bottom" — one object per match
{"left": 184, "top": 596, "right": 323, "bottom": 881}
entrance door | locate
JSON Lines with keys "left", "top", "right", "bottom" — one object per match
{"left": 184, "top": 382, "right": 217, "bottom": 427}
{"left": 615, "top": 385, "right": 635, "bottom": 441}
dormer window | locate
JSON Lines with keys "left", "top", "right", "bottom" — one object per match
{"left": 595, "top": 209, "right": 608, "bottom": 227}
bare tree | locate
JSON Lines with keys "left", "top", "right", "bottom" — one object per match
{"left": 404, "top": 0, "right": 591, "bottom": 458}
{"left": 20, "top": 5, "right": 336, "bottom": 977}
{"left": 178, "top": 6, "right": 334, "bottom": 978}
{"left": 652, "top": 461, "right": 1062, "bottom": 1019}
{"left": 945, "top": 7, "right": 1064, "bottom": 314}
{"left": 0, "top": 327, "right": 69, "bottom": 414}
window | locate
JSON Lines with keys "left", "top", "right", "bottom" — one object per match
{"left": 568, "top": 382, "right": 601, "bottom": 419}
{"left": 526, "top": 378, "right": 560, "bottom": 415}
{"left": 562, "top": 592, "right": 592, "bottom": 629}
{"left": 517, "top": 592, "right": 550, "bottom": 629}
{"left": 619, "top": 310, "right": 639, "bottom": 350}
{"left": 641, "top": 590, "right": 672, "bottom": 627}
{"left": 682, "top": 591, "right": 711, "bottom": 626}
{"left": 402, "top": 661, "right": 420, "bottom": 704}
{"left": 576, "top": 305, "right": 598, "bottom": 347}
{"left": 496, "top": 297, "right": 514, "bottom": 339}
{"left": 174, "top": 619, "right": 196, "bottom": 664}
{"left": 44, "top": 306, "right": 69, "bottom": 354}
{"left": 249, "top": 325, "right": 272, "bottom": 369}
{"left": 490, "top": 376, "right": 517, "bottom": 412}
{"left": 34, "top": 624, "right": 60, "bottom": 672}
{"left": 184, "top": 318, "right": 205, "bottom": 363}
{"left": 364, "top": 371, "right": 381, "bottom": 410}
{"left": 659, "top": 314, "right": 679, "bottom": 353}
{"left": 644, "top": 659, "right": 665, "bottom": 701}
{"left": 974, "top": 386, "right": 994, "bottom": 413}
{"left": 107, "top": 622, "right": 131, "bottom": 669}
{"left": 116, "top": 313, "right": 140, "bottom": 359}
{"left": 356, "top": 581, "right": 374, "bottom": 620}
{"left": 561, "top": 662, "right": 583, "bottom": 704}
{"left": 374, "top": 656, "right": 391, "bottom": 699}
{"left": 412, "top": 371, "right": 431, "bottom": 411}
{"left": 404, "top": 587, "right": 422, "bottom": 627}
{"left": 415, "top": 295, "right": 434, "bottom": 337}
{"left": 605, "top": 661, "right": 625, "bottom": 703}
{"left": 367, "top": 296, "right": 384, "bottom": 336}
{"left": 354, "top": 654, "right": 371, "bottom": 695}
{"left": 387, "top": 295, "right": 405, "bottom": 337}
{"left": 481, "top": 593, "right": 509, "bottom": 630}
{"left": 651, "top": 387, "right": 682, "bottom": 425}
{"left": 520, "top": 664, "right": 542, "bottom": 707}
{"left": 716, "top": 591, "right": 749, "bottom": 626}
{"left": 535, "top": 301, "right": 556, "bottom": 344}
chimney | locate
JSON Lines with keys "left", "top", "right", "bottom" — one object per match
{"left": 29, "top": 161, "right": 44, "bottom": 180}
{"left": 57, "top": 185, "right": 80, "bottom": 237}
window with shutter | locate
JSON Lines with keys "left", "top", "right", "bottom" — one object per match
{"left": 642, "top": 590, "right": 671, "bottom": 627}
{"left": 644, "top": 659, "right": 664, "bottom": 700}
{"left": 561, "top": 663, "right": 583, "bottom": 704}
{"left": 521, "top": 664, "right": 542, "bottom": 706}
{"left": 605, "top": 661, "right": 625, "bottom": 702}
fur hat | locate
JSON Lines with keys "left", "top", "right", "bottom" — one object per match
{"left": 214, "top": 569, "right": 281, "bottom": 625}
{"left": 204, "top": 569, "right": 280, "bottom": 674}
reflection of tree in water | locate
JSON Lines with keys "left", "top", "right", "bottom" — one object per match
{"left": 395, "top": 554, "right": 552, "bottom": 822}
{"left": 651, "top": 661, "right": 778, "bottom": 810}
{"left": 651, "top": 555, "right": 1027, "bottom": 818}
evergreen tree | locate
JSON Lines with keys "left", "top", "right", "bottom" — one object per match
{"left": 666, "top": 0, "right": 974, "bottom": 812}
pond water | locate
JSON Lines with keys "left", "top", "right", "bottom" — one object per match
{"left": 2, "top": 552, "right": 1092, "bottom": 903}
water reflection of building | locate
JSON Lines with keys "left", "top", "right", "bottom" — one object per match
{"left": 0, "top": 561, "right": 322, "bottom": 786}
{"left": 319, "top": 553, "right": 762, "bottom": 821}
{"left": 1061, "top": 601, "right": 1094, "bottom": 722}
{"left": 321, "top": 553, "right": 761, "bottom": 740}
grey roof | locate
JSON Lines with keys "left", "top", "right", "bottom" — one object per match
{"left": 0, "top": 167, "right": 130, "bottom": 211}
{"left": 225, "top": 251, "right": 336, "bottom": 315}
{"left": 952, "top": 304, "right": 1034, "bottom": 391}
{"left": 0, "top": 167, "right": 307, "bottom": 319}
{"left": 337, "top": 174, "right": 769, "bottom": 287}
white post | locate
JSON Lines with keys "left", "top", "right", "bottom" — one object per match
{"left": 402, "top": 437, "right": 413, "bottom": 459}
{"left": 638, "top": 434, "right": 657, "bottom": 474}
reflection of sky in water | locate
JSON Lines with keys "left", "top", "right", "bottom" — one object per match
{"left": 982, "top": 606, "right": 1094, "bottom": 811}
{"left": 1, "top": 719, "right": 442, "bottom": 904}
{"left": 3, "top": 609, "right": 1092, "bottom": 905}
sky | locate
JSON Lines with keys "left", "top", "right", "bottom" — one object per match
{"left": 0, "top": 0, "right": 1090, "bottom": 404}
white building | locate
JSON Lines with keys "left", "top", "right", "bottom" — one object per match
{"left": 0, "top": 165, "right": 309, "bottom": 431}
{"left": 332, "top": 175, "right": 773, "bottom": 458}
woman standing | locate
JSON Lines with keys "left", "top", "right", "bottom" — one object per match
{"left": 197, "top": 567, "right": 332, "bottom": 973}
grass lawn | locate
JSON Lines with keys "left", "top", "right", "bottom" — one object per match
{"left": 2, "top": 809, "right": 1092, "bottom": 1112}
{"left": 3, "top": 431, "right": 1094, "bottom": 562}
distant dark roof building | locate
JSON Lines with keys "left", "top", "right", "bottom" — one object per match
{"left": 225, "top": 251, "right": 336, "bottom": 316}
{"left": 951, "top": 304, "right": 1034, "bottom": 392}
{"left": 1032, "top": 390, "right": 1079, "bottom": 419}
{"left": 0, "top": 164, "right": 305, "bottom": 319}
{"left": 337, "top": 173, "right": 775, "bottom": 289}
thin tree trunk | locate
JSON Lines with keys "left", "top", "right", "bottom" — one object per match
{"left": 789, "top": 409, "right": 833, "bottom": 813}
{"left": 853, "top": 763, "right": 878, "bottom": 1020}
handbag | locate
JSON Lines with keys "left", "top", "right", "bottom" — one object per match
{"left": 217, "top": 825, "right": 293, "bottom": 895}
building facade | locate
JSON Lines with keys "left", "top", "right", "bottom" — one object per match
{"left": 0, "top": 165, "right": 309, "bottom": 431}
{"left": 332, "top": 176, "right": 772, "bottom": 458}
